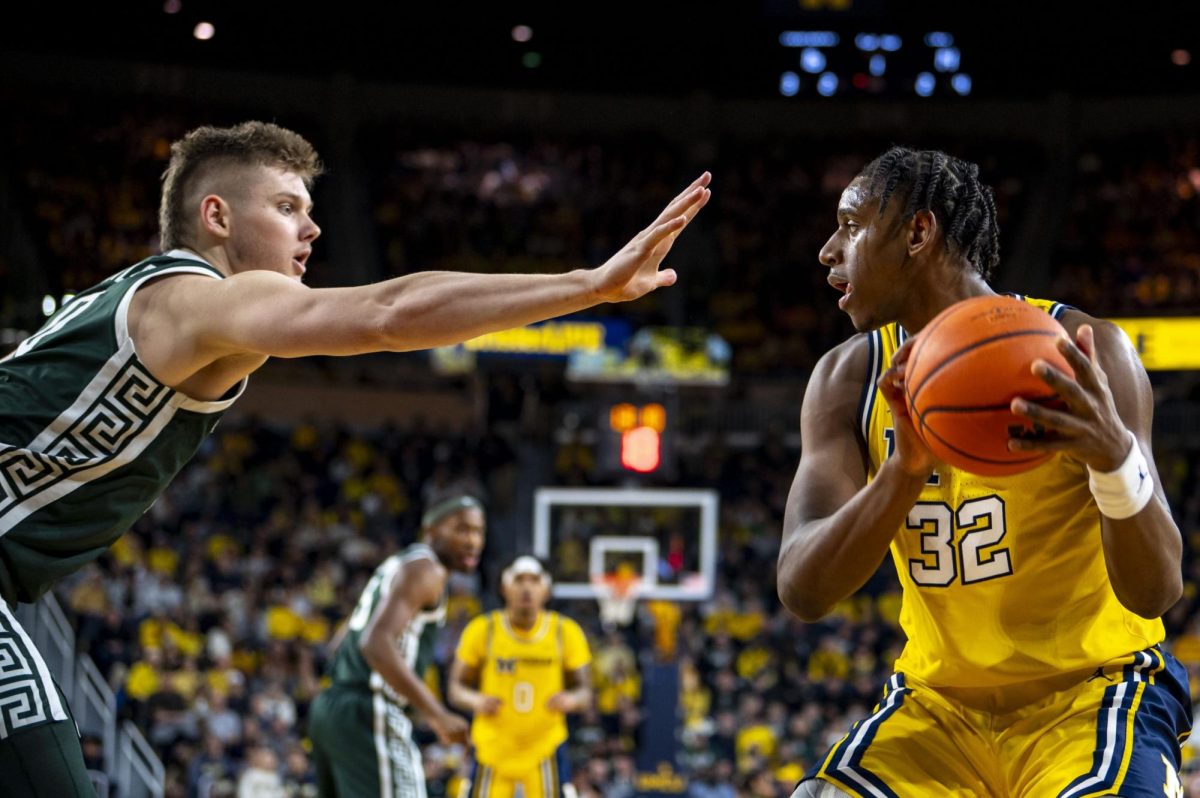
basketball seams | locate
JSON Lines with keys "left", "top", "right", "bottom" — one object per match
{"left": 916, "top": 417, "right": 1048, "bottom": 469}
{"left": 908, "top": 328, "right": 1064, "bottom": 406}
{"left": 918, "top": 394, "right": 1061, "bottom": 414}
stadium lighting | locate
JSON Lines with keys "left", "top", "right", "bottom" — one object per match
{"left": 925, "top": 32, "right": 954, "bottom": 48}
{"left": 779, "top": 72, "right": 801, "bottom": 97}
{"left": 1172, "top": 49, "right": 1191, "bottom": 66}
{"left": 915, "top": 72, "right": 935, "bottom": 97}
{"left": 800, "top": 48, "right": 826, "bottom": 74}
{"left": 935, "top": 47, "right": 961, "bottom": 73}
{"left": 163, "top": 0, "right": 181, "bottom": 13}
{"left": 880, "top": 34, "right": 902, "bottom": 52}
{"left": 870, "top": 54, "right": 886, "bottom": 77}
{"left": 42, "top": 296, "right": 56, "bottom": 317}
{"left": 779, "top": 31, "right": 839, "bottom": 48}
{"left": 817, "top": 72, "right": 838, "bottom": 97}
{"left": 855, "top": 33, "right": 879, "bottom": 52}
{"left": 193, "top": 22, "right": 215, "bottom": 41}
{"left": 621, "top": 427, "right": 661, "bottom": 473}
{"left": 512, "top": 25, "right": 533, "bottom": 43}
{"left": 952, "top": 73, "right": 972, "bottom": 95}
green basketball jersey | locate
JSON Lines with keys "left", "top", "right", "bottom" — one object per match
{"left": 329, "top": 543, "right": 448, "bottom": 702}
{"left": 0, "top": 250, "right": 245, "bottom": 604}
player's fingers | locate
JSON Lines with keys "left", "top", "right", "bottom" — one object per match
{"left": 642, "top": 215, "right": 688, "bottom": 253}
{"left": 1030, "top": 361, "right": 1089, "bottom": 408}
{"left": 1075, "top": 323, "right": 1097, "bottom": 361}
{"left": 1055, "top": 334, "right": 1105, "bottom": 394}
{"left": 652, "top": 173, "right": 712, "bottom": 225}
{"left": 1007, "top": 435, "right": 1079, "bottom": 453}
{"left": 1010, "top": 398, "right": 1087, "bottom": 433}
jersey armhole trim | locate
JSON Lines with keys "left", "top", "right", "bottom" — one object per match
{"left": 857, "top": 331, "right": 881, "bottom": 443}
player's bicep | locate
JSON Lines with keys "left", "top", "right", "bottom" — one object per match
{"left": 192, "top": 272, "right": 392, "bottom": 359}
{"left": 784, "top": 354, "right": 869, "bottom": 534}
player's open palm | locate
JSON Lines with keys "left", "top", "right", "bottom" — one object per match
{"left": 590, "top": 173, "right": 711, "bottom": 303}
{"left": 881, "top": 336, "right": 939, "bottom": 479}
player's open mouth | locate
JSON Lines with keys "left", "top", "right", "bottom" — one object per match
{"left": 292, "top": 258, "right": 307, "bottom": 275}
{"left": 828, "top": 274, "right": 852, "bottom": 307}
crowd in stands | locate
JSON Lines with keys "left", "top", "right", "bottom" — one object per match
{"left": 1053, "top": 132, "right": 1200, "bottom": 315}
{"left": 363, "top": 129, "right": 1040, "bottom": 375}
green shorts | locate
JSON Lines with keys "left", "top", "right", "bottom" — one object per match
{"left": 0, "top": 604, "right": 94, "bottom": 796}
{"left": 309, "top": 685, "right": 426, "bottom": 798}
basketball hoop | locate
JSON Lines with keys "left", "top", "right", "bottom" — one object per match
{"left": 592, "top": 573, "right": 641, "bottom": 628}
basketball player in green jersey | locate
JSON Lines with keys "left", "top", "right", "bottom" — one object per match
{"left": 780, "top": 147, "right": 1188, "bottom": 797}
{"left": 309, "top": 496, "right": 484, "bottom": 798}
{"left": 0, "top": 121, "right": 709, "bottom": 794}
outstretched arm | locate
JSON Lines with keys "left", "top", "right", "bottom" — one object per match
{"left": 777, "top": 337, "right": 935, "bottom": 622}
{"left": 138, "top": 174, "right": 710, "bottom": 381}
{"left": 1009, "top": 318, "right": 1182, "bottom": 618}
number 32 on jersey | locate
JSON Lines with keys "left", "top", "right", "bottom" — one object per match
{"left": 906, "top": 496, "right": 1013, "bottom": 587}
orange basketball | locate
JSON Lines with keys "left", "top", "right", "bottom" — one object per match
{"left": 904, "top": 296, "right": 1074, "bottom": 476}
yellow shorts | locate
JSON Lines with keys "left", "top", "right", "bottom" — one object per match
{"left": 804, "top": 647, "right": 1191, "bottom": 797}
{"left": 468, "top": 746, "right": 568, "bottom": 798}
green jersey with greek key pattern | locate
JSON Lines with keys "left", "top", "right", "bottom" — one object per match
{"left": 0, "top": 251, "right": 245, "bottom": 603}
{"left": 328, "top": 543, "right": 447, "bottom": 702}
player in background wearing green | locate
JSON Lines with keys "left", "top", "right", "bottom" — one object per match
{"left": 310, "top": 496, "right": 485, "bottom": 798}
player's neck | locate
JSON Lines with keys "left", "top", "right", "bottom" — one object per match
{"left": 506, "top": 608, "right": 542, "bottom": 632}
{"left": 899, "top": 267, "right": 994, "bottom": 333}
{"left": 179, "top": 244, "right": 234, "bottom": 278}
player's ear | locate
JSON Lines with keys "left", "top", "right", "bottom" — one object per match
{"left": 199, "top": 194, "right": 232, "bottom": 240}
{"left": 907, "top": 209, "right": 938, "bottom": 257}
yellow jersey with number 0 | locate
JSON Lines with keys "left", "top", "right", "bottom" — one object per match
{"left": 456, "top": 611, "right": 591, "bottom": 775}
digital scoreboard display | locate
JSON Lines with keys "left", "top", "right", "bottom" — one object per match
{"left": 776, "top": 29, "right": 971, "bottom": 98}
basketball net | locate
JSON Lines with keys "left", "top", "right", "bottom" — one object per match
{"left": 592, "top": 572, "right": 641, "bottom": 628}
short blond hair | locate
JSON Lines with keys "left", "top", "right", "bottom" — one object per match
{"left": 158, "top": 121, "right": 323, "bottom": 250}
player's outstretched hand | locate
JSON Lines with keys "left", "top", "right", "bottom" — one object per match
{"left": 589, "top": 173, "right": 712, "bottom": 303}
{"left": 430, "top": 710, "right": 471, "bottom": 745}
{"left": 477, "top": 695, "right": 503, "bottom": 716}
{"left": 880, "top": 335, "right": 939, "bottom": 479}
{"left": 1008, "top": 323, "right": 1130, "bottom": 471}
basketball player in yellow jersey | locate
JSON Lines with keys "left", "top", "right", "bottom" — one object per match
{"left": 779, "top": 147, "right": 1189, "bottom": 798}
{"left": 449, "top": 556, "right": 592, "bottom": 798}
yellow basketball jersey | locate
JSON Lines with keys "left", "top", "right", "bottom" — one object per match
{"left": 456, "top": 610, "right": 591, "bottom": 775}
{"left": 862, "top": 295, "right": 1163, "bottom": 689}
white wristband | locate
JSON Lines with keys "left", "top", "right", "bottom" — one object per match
{"left": 1087, "top": 431, "right": 1154, "bottom": 520}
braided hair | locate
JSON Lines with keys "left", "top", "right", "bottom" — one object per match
{"left": 859, "top": 147, "right": 1001, "bottom": 280}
